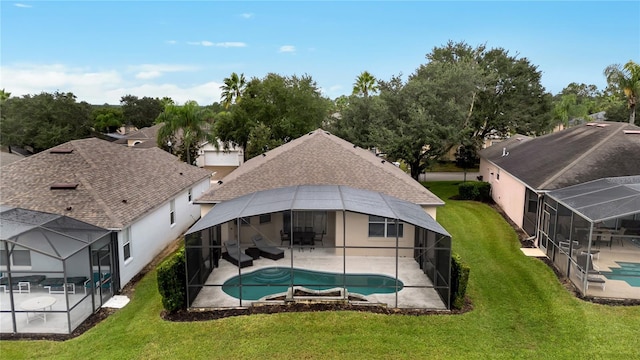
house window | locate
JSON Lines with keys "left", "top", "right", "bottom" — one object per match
{"left": 188, "top": 188, "right": 192, "bottom": 203}
{"left": 238, "top": 217, "right": 250, "bottom": 226}
{"left": 170, "top": 200, "right": 175, "bottom": 225}
{"left": 123, "top": 227, "right": 132, "bottom": 261}
{"left": 0, "top": 249, "right": 31, "bottom": 267}
{"left": 259, "top": 214, "right": 271, "bottom": 224}
{"left": 368, "top": 216, "right": 403, "bottom": 238}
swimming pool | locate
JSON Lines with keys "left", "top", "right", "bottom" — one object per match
{"left": 602, "top": 262, "right": 640, "bottom": 287}
{"left": 222, "top": 267, "right": 404, "bottom": 300}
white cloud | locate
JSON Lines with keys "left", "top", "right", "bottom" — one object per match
{"left": 135, "top": 71, "right": 162, "bottom": 80}
{"left": 215, "top": 42, "right": 246, "bottom": 48}
{"left": 188, "top": 41, "right": 208, "bottom": 46}
{"left": 188, "top": 41, "right": 246, "bottom": 48}
{"left": 165, "top": 40, "right": 177, "bottom": 45}
{"left": 114, "top": 82, "right": 223, "bottom": 106}
{"left": 0, "top": 63, "right": 222, "bottom": 105}
{"left": 279, "top": 45, "right": 296, "bottom": 53}
{"left": 240, "top": 13, "right": 254, "bottom": 19}
{"left": 129, "top": 64, "right": 199, "bottom": 80}
{"left": 14, "top": 3, "right": 32, "bottom": 8}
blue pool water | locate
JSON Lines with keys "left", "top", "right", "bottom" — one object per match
{"left": 222, "top": 267, "right": 404, "bottom": 300}
{"left": 602, "top": 262, "right": 640, "bottom": 287}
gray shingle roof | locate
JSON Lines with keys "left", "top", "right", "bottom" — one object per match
{"left": 479, "top": 122, "right": 640, "bottom": 190}
{"left": 0, "top": 138, "right": 211, "bottom": 229}
{"left": 196, "top": 129, "right": 443, "bottom": 206}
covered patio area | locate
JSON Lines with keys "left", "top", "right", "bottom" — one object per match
{"left": 537, "top": 176, "right": 640, "bottom": 299}
{"left": 185, "top": 185, "right": 452, "bottom": 310}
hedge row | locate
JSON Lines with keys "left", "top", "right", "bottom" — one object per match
{"left": 157, "top": 247, "right": 186, "bottom": 313}
{"left": 458, "top": 181, "right": 491, "bottom": 202}
{"left": 450, "top": 253, "right": 470, "bottom": 310}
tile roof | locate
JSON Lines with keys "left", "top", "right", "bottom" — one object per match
{"left": 196, "top": 129, "right": 443, "bottom": 206}
{"left": 479, "top": 122, "right": 640, "bottom": 190}
{"left": 0, "top": 138, "right": 211, "bottom": 229}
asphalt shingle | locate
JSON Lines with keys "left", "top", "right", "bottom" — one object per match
{"left": 196, "top": 129, "right": 443, "bottom": 206}
{"left": 0, "top": 138, "right": 211, "bottom": 229}
{"left": 479, "top": 122, "right": 640, "bottom": 190}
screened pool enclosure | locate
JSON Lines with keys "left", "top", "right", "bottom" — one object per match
{"left": 0, "top": 207, "right": 116, "bottom": 334}
{"left": 537, "top": 176, "right": 640, "bottom": 299}
{"left": 185, "top": 185, "right": 452, "bottom": 310}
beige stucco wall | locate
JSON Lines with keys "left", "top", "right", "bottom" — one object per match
{"left": 198, "top": 204, "right": 439, "bottom": 258}
{"left": 479, "top": 158, "right": 526, "bottom": 228}
{"left": 334, "top": 212, "right": 415, "bottom": 257}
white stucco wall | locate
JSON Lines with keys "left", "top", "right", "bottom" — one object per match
{"left": 479, "top": 158, "right": 526, "bottom": 228}
{"left": 117, "top": 177, "right": 210, "bottom": 288}
{"left": 195, "top": 142, "right": 244, "bottom": 168}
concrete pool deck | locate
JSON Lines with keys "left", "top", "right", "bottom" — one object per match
{"left": 191, "top": 247, "right": 448, "bottom": 310}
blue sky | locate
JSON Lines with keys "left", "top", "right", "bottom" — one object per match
{"left": 1, "top": 1, "right": 638, "bottom": 105}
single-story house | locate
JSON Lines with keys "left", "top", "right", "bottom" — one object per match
{"left": 185, "top": 129, "right": 452, "bottom": 310}
{"left": 115, "top": 124, "right": 244, "bottom": 179}
{"left": 0, "top": 138, "right": 211, "bottom": 334}
{"left": 479, "top": 121, "right": 640, "bottom": 299}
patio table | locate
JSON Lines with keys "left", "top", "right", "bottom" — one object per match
{"left": 21, "top": 296, "right": 56, "bottom": 324}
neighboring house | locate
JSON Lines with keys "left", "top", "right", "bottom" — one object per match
{"left": 479, "top": 121, "right": 640, "bottom": 236}
{"left": 114, "top": 123, "right": 162, "bottom": 148}
{"left": 116, "top": 124, "right": 244, "bottom": 179}
{"left": 0, "top": 138, "right": 211, "bottom": 334}
{"left": 185, "top": 129, "right": 452, "bottom": 310}
{"left": 479, "top": 121, "right": 640, "bottom": 300}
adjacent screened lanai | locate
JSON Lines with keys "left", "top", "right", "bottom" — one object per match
{"left": 185, "top": 185, "right": 452, "bottom": 310}
{"left": 537, "top": 176, "right": 640, "bottom": 299}
{"left": 0, "top": 207, "right": 116, "bottom": 334}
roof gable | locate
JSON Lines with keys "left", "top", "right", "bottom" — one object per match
{"left": 197, "top": 129, "right": 443, "bottom": 206}
{"left": 1, "top": 138, "right": 211, "bottom": 229}
{"left": 479, "top": 122, "right": 640, "bottom": 190}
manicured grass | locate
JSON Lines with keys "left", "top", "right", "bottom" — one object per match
{"left": 2, "top": 182, "right": 639, "bottom": 359}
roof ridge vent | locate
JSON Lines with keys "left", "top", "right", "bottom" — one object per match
{"left": 586, "top": 122, "right": 608, "bottom": 128}
{"left": 623, "top": 130, "right": 640, "bottom": 135}
{"left": 50, "top": 183, "right": 79, "bottom": 190}
{"left": 50, "top": 148, "right": 74, "bottom": 154}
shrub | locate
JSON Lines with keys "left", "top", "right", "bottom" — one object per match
{"left": 450, "top": 253, "right": 470, "bottom": 310}
{"left": 157, "top": 247, "right": 186, "bottom": 313}
{"left": 458, "top": 181, "right": 491, "bottom": 202}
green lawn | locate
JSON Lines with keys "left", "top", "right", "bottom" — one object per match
{"left": 2, "top": 182, "right": 639, "bottom": 359}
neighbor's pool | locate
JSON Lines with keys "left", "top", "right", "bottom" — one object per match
{"left": 222, "top": 267, "right": 404, "bottom": 300}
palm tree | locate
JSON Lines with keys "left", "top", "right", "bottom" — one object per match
{"left": 220, "top": 72, "right": 247, "bottom": 109}
{"left": 156, "top": 100, "right": 213, "bottom": 165}
{"left": 604, "top": 60, "right": 640, "bottom": 124}
{"left": 352, "top": 71, "right": 379, "bottom": 97}
{"left": 0, "top": 89, "right": 11, "bottom": 103}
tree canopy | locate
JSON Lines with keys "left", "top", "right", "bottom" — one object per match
{"left": 0, "top": 91, "right": 92, "bottom": 152}
{"left": 330, "top": 41, "right": 552, "bottom": 179}
{"left": 156, "top": 101, "right": 214, "bottom": 165}
{"left": 214, "top": 73, "right": 331, "bottom": 159}
{"left": 604, "top": 60, "right": 640, "bottom": 124}
{"left": 120, "top": 95, "right": 165, "bottom": 128}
